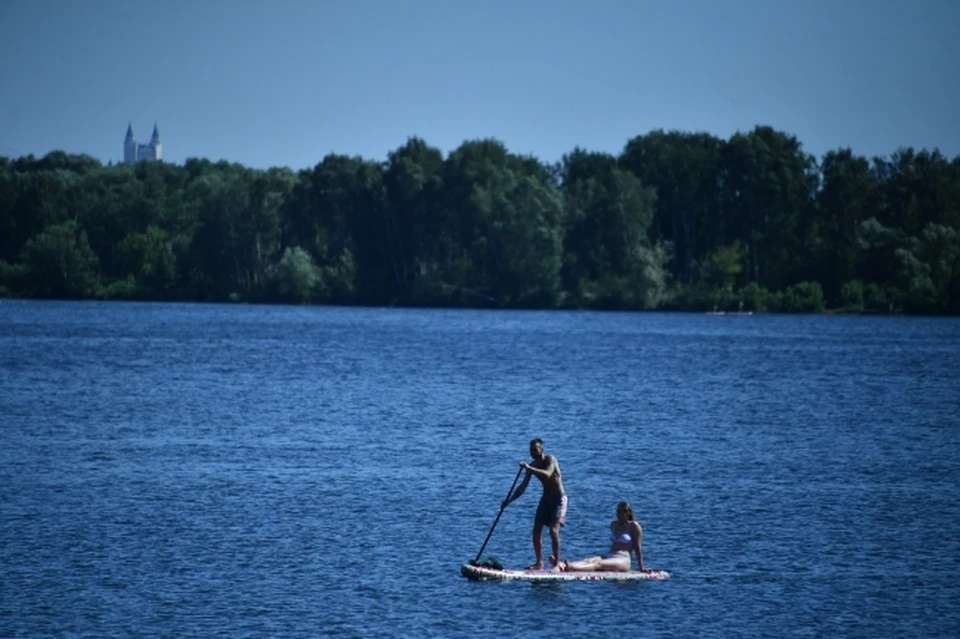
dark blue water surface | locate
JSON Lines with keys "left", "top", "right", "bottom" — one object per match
{"left": 2, "top": 300, "right": 959, "bottom": 637}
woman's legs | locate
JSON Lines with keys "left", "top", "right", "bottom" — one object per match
{"left": 559, "top": 554, "right": 631, "bottom": 572}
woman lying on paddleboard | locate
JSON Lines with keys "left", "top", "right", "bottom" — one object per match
{"left": 551, "top": 501, "right": 644, "bottom": 572}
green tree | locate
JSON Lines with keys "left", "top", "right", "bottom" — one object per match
{"left": 437, "top": 139, "right": 564, "bottom": 307}
{"left": 382, "top": 137, "right": 445, "bottom": 301}
{"left": 720, "top": 126, "right": 818, "bottom": 290}
{"left": 839, "top": 279, "right": 865, "bottom": 312}
{"left": 267, "top": 246, "right": 322, "bottom": 303}
{"left": 116, "top": 224, "right": 177, "bottom": 297}
{"left": 619, "top": 130, "right": 725, "bottom": 284}
{"left": 813, "top": 149, "right": 879, "bottom": 303}
{"left": 283, "top": 154, "right": 367, "bottom": 302}
{"left": 894, "top": 223, "right": 960, "bottom": 312}
{"left": 0, "top": 137, "right": 957, "bottom": 314}
{"left": 560, "top": 148, "right": 668, "bottom": 308}
{"left": 183, "top": 171, "right": 252, "bottom": 299}
{"left": 19, "top": 221, "right": 100, "bottom": 298}
{"left": 697, "top": 241, "right": 744, "bottom": 289}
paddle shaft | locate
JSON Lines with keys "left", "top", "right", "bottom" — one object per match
{"left": 473, "top": 465, "right": 524, "bottom": 563}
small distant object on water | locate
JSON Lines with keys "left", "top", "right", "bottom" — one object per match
{"left": 706, "top": 302, "right": 753, "bottom": 316}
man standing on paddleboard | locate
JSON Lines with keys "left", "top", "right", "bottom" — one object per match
{"left": 502, "top": 438, "right": 567, "bottom": 571}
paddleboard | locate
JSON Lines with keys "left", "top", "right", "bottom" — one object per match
{"left": 461, "top": 562, "right": 670, "bottom": 582}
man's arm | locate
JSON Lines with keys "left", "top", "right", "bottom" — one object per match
{"left": 521, "top": 454, "right": 557, "bottom": 481}
{"left": 503, "top": 470, "right": 532, "bottom": 508}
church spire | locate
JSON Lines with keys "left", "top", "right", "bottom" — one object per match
{"left": 151, "top": 123, "right": 160, "bottom": 142}
{"left": 125, "top": 122, "right": 134, "bottom": 140}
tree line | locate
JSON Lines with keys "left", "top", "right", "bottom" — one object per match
{"left": 1, "top": 125, "right": 958, "bottom": 314}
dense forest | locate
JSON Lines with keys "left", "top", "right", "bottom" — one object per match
{"left": 1, "top": 126, "right": 958, "bottom": 313}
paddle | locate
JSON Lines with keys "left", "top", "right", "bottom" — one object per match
{"left": 471, "top": 465, "right": 524, "bottom": 565}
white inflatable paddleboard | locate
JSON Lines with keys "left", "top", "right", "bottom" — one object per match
{"left": 461, "top": 562, "right": 670, "bottom": 582}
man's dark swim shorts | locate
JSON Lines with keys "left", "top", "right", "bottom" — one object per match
{"left": 535, "top": 493, "right": 568, "bottom": 527}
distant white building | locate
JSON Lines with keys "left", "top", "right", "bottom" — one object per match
{"left": 123, "top": 123, "right": 162, "bottom": 165}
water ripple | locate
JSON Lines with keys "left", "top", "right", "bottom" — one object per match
{"left": 1, "top": 302, "right": 958, "bottom": 637}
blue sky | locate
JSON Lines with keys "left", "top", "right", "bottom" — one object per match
{"left": 1, "top": 0, "right": 958, "bottom": 170}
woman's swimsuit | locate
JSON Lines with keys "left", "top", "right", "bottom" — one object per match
{"left": 605, "top": 529, "right": 633, "bottom": 560}
{"left": 610, "top": 530, "right": 632, "bottom": 545}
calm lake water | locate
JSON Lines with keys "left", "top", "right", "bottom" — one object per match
{"left": 1, "top": 300, "right": 959, "bottom": 637}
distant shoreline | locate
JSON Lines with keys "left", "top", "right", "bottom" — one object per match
{"left": 0, "top": 294, "right": 930, "bottom": 316}
{"left": 3, "top": 128, "right": 958, "bottom": 316}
